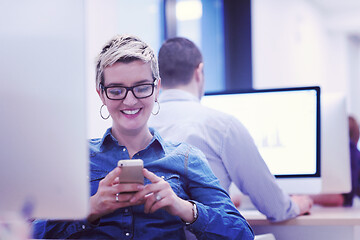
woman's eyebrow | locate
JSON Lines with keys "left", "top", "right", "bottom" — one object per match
{"left": 133, "top": 79, "right": 153, "bottom": 85}
{"left": 106, "top": 79, "right": 153, "bottom": 87}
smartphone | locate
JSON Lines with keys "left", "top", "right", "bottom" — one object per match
{"left": 117, "top": 159, "right": 144, "bottom": 185}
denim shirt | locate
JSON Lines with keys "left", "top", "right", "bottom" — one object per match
{"left": 32, "top": 128, "right": 253, "bottom": 240}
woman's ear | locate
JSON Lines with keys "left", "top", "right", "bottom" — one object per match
{"left": 155, "top": 78, "right": 161, "bottom": 100}
{"left": 97, "top": 88, "right": 106, "bottom": 105}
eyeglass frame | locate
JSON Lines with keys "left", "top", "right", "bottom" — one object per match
{"left": 99, "top": 79, "right": 158, "bottom": 100}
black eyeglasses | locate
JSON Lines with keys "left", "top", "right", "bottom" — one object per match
{"left": 100, "top": 80, "right": 158, "bottom": 100}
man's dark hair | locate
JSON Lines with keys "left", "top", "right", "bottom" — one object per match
{"left": 158, "top": 37, "right": 203, "bottom": 88}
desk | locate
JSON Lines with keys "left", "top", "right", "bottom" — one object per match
{"left": 241, "top": 206, "right": 360, "bottom": 240}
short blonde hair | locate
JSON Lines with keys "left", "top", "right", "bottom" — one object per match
{"left": 95, "top": 34, "right": 159, "bottom": 91}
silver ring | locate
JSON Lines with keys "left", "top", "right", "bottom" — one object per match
{"left": 155, "top": 194, "right": 162, "bottom": 201}
{"left": 115, "top": 193, "right": 119, "bottom": 202}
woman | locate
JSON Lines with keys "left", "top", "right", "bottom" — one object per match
{"left": 33, "top": 35, "right": 254, "bottom": 239}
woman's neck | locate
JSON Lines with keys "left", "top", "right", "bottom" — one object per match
{"left": 111, "top": 127, "right": 153, "bottom": 158}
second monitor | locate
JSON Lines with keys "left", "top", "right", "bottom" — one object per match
{"left": 202, "top": 86, "right": 321, "bottom": 194}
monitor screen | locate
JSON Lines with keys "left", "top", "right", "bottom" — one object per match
{"left": 202, "top": 86, "right": 321, "bottom": 194}
{"left": 0, "top": 0, "right": 89, "bottom": 221}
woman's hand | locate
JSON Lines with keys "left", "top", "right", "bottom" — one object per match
{"left": 88, "top": 167, "right": 144, "bottom": 223}
{"left": 129, "top": 168, "right": 195, "bottom": 223}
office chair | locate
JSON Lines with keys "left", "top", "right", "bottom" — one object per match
{"left": 255, "top": 233, "right": 276, "bottom": 240}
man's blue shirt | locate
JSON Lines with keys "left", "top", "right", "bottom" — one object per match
{"left": 32, "top": 128, "right": 253, "bottom": 239}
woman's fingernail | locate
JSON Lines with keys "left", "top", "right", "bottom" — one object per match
{"left": 137, "top": 185, "right": 144, "bottom": 190}
{"left": 130, "top": 197, "right": 136, "bottom": 203}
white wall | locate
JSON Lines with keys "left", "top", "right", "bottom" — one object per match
{"left": 86, "top": 0, "right": 360, "bottom": 137}
{"left": 252, "top": 0, "right": 326, "bottom": 88}
{"left": 85, "top": 0, "right": 118, "bottom": 139}
{"left": 347, "top": 37, "right": 360, "bottom": 118}
{"left": 252, "top": 0, "right": 360, "bottom": 120}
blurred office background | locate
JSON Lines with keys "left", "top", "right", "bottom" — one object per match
{"left": 86, "top": 0, "right": 360, "bottom": 139}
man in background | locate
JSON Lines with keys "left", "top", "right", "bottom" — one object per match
{"left": 149, "top": 37, "right": 313, "bottom": 222}
{"left": 349, "top": 115, "right": 360, "bottom": 198}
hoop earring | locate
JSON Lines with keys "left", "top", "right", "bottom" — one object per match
{"left": 152, "top": 100, "right": 160, "bottom": 115}
{"left": 100, "top": 104, "right": 110, "bottom": 120}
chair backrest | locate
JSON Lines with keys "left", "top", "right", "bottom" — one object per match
{"left": 255, "top": 233, "right": 276, "bottom": 240}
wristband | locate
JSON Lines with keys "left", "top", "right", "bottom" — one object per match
{"left": 184, "top": 201, "right": 198, "bottom": 225}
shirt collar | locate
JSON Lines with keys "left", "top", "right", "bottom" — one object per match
{"left": 99, "top": 127, "right": 166, "bottom": 153}
{"left": 99, "top": 128, "right": 116, "bottom": 148}
{"left": 158, "top": 89, "right": 200, "bottom": 103}
{"left": 148, "top": 127, "right": 167, "bottom": 152}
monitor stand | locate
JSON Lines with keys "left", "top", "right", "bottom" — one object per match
{"left": 276, "top": 177, "right": 322, "bottom": 194}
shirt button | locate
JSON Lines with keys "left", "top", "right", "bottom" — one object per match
{"left": 125, "top": 232, "right": 130, "bottom": 236}
{"left": 122, "top": 148, "right": 126, "bottom": 152}
{"left": 124, "top": 208, "right": 129, "bottom": 213}
{"left": 82, "top": 225, "right": 86, "bottom": 230}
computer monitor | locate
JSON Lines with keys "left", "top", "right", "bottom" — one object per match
{"left": 201, "top": 86, "right": 321, "bottom": 194}
{"left": 0, "top": 0, "right": 89, "bottom": 221}
{"left": 321, "top": 93, "right": 351, "bottom": 193}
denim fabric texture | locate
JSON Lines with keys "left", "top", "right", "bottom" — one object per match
{"left": 32, "top": 128, "right": 254, "bottom": 239}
